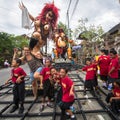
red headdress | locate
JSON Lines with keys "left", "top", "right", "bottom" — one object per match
{"left": 36, "top": 3, "right": 59, "bottom": 29}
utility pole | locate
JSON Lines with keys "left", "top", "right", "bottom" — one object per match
{"left": 67, "top": 10, "right": 70, "bottom": 38}
{"left": 67, "top": 0, "right": 72, "bottom": 39}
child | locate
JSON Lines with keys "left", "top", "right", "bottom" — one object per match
{"left": 98, "top": 49, "right": 110, "bottom": 88}
{"left": 5, "top": 58, "right": 26, "bottom": 114}
{"left": 105, "top": 79, "right": 120, "bottom": 114}
{"left": 50, "top": 67, "right": 62, "bottom": 104}
{"left": 82, "top": 58, "right": 97, "bottom": 95}
{"left": 39, "top": 58, "right": 54, "bottom": 112}
{"left": 108, "top": 50, "right": 119, "bottom": 90}
{"left": 59, "top": 68, "right": 76, "bottom": 120}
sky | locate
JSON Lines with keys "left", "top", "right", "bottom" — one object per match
{"left": 0, "top": 0, "right": 120, "bottom": 36}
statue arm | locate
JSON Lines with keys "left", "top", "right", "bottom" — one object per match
{"left": 19, "top": 1, "right": 35, "bottom": 22}
{"left": 28, "top": 13, "right": 35, "bottom": 22}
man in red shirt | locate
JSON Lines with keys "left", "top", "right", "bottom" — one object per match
{"left": 108, "top": 50, "right": 119, "bottom": 90}
{"left": 98, "top": 49, "right": 110, "bottom": 88}
{"left": 59, "top": 68, "right": 76, "bottom": 120}
{"left": 82, "top": 58, "right": 97, "bottom": 95}
{"left": 5, "top": 59, "right": 26, "bottom": 114}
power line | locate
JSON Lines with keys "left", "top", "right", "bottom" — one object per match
{"left": 70, "top": 0, "right": 79, "bottom": 20}
{"left": 67, "top": 0, "right": 72, "bottom": 27}
{"left": 67, "top": 0, "right": 72, "bottom": 11}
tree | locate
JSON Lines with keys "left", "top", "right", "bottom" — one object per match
{"left": 58, "top": 21, "right": 73, "bottom": 39}
{"left": 0, "top": 32, "right": 28, "bottom": 67}
{"left": 74, "top": 18, "right": 104, "bottom": 63}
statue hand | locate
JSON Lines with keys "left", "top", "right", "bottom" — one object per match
{"left": 19, "top": 1, "right": 26, "bottom": 10}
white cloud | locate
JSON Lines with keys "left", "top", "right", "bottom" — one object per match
{"left": 92, "top": 11, "right": 120, "bottom": 32}
{"left": 0, "top": 0, "right": 119, "bottom": 35}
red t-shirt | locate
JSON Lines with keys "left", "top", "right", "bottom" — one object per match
{"left": 108, "top": 57, "right": 119, "bottom": 78}
{"left": 82, "top": 64, "right": 97, "bottom": 80}
{"left": 40, "top": 67, "right": 51, "bottom": 82}
{"left": 113, "top": 87, "right": 120, "bottom": 97}
{"left": 11, "top": 67, "right": 26, "bottom": 83}
{"left": 61, "top": 76, "right": 74, "bottom": 102}
{"left": 98, "top": 55, "right": 110, "bottom": 76}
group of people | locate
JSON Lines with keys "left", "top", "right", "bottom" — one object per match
{"left": 4, "top": 2, "right": 79, "bottom": 119}
{"left": 82, "top": 48, "right": 120, "bottom": 114}
{"left": 5, "top": 43, "right": 77, "bottom": 120}
{"left": 4, "top": 45, "right": 120, "bottom": 118}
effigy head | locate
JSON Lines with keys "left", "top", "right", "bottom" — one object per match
{"left": 53, "top": 29, "right": 67, "bottom": 47}
{"left": 36, "top": 3, "right": 59, "bottom": 29}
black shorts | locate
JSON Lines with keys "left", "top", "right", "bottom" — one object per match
{"left": 100, "top": 75, "right": 108, "bottom": 81}
{"left": 108, "top": 76, "right": 117, "bottom": 84}
{"left": 94, "top": 76, "right": 98, "bottom": 86}
{"left": 43, "top": 79, "right": 54, "bottom": 99}
{"left": 59, "top": 101, "right": 74, "bottom": 110}
{"left": 84, "top": 80, "right": 96, "bottom": 89}
{"left": 118, "top": 70, "right": 120, "bottom": 79}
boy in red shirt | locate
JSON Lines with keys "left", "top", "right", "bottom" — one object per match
{"left": 5, "top": 59, "right": 26, "bottom": 114}
{"left": 39, "top": 58, "right": 54, "bottom": 112}
{"left": 59, "top": 68, "right": 76, "bottom": 120}
{"left": 105, "top": 79, "right": 120, "bottom": 114}
{"left": 108, "top": 50, "right": 119, "bottom": 90}
{"left": 98, "top": 49, "right": 110, "bottom": 88}
{"left": 82, "top": 58, "right": 97, "bottom": 95}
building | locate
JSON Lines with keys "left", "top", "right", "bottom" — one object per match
{"left": 102, "top": 23, "right": 120, "bottom": 54}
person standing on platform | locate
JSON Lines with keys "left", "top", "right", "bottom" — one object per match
{"left": 98, "top": 49, "right": 110, "bottom": 88}
{"left": 59, "top": 68, "right": 76, "bottom": 120}
{"left": 5, "top": 59, "right": 26, "bottom": 114}
{"left": 108, "top": 50, "right": 119, "bottom": 90}
{"left": 82, "top": 58, "right": 97, "bottom": 95}
{"left": 13, "top": 45, "right": 43, "bottom": 99}
{"left": 39, "top": 58, "right": 54, "bottom": 112}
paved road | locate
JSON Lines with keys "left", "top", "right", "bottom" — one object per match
{"left": 0, "top": 64, "right": 30, "bottom": 86}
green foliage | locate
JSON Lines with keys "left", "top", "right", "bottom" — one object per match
{"left": 0, "top": 32, "right": 28, "bottom": 67}
{"left": 58, "top": 21, "right": 73, "bottom": 38}
{"left": 75, "top": 18, "right": 104, "bottom": 42}
{"left": 74, "top": 18, "right": 104, "bottom": 62}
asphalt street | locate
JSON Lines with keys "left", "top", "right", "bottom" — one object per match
{"left": 0, "top": 64, "right": 30, "bottom": 86}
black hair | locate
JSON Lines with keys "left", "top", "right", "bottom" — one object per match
{"left": 50, "top": 67, "right": 56, "bottom": 70}
{"left": 29, "top": 37, "right": 39, "bottom": 50}
{"left": 85, "top": 58, "right": 91, "bottom": 62}
{"left": 60, "top": 67, "right": 68, "bottom": 73}
{"left": 100, "top": 49, "right": 106, "bottom": 53}
{"left": 110, "top": 49, "right": 117, "bottom": 55}
{"left": 100, "top": 49, "right": 108, "bottom": 55}
{"left": 114, "top": 79, "right": 120, "bottom": 87}
{"left": 45, "top": 57, "right": 52, "bottom": 63}
{"left": 50, "top": 67, "right": 57, "bottom": 72}
{"left": 14, "top": 58, "right": 22, "bottom": 66}
{"left": 110, "top": 48, "right": 115, "bottom": 51}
